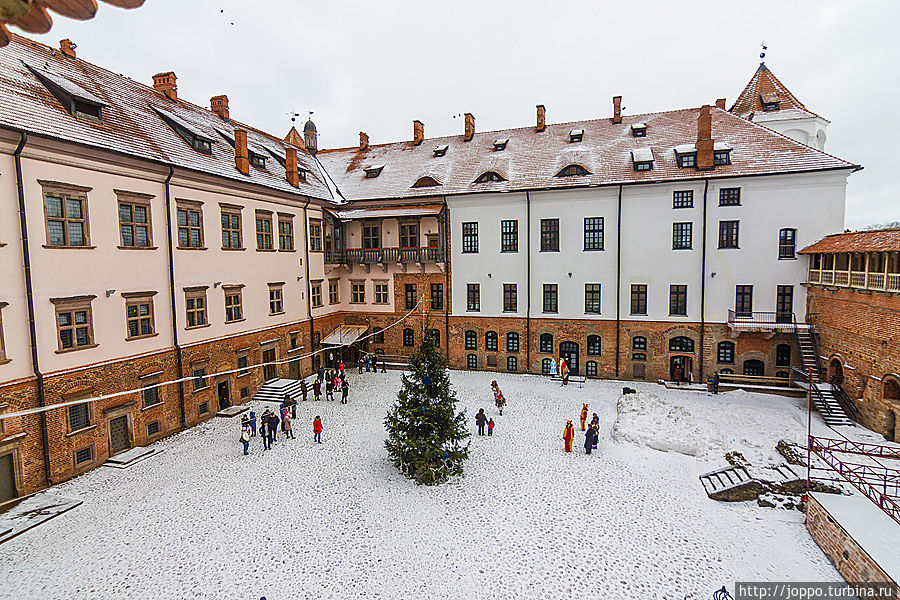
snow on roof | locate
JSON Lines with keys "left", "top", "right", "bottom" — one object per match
{"left": 631, "top": 147, "right": 654, "bottom": 163}
{"left": 800, "top": 229, "right": 900, "bottom": 254}
{"left": 730, "top": 62, "right": 821, "bottom": 120}
{"left": 631, "top": 122, "right": 647, "bottom": 130}
{"left": 334, "top": 205, "right": 442, "bottom": 220}
{"left": 24, "top": 61, "right": 106, "bottom": 106}
{"left": 673, "top": 142, "right": 732, "bottom": 154}
{"left": 752, "top": 108, "right": 821, "bottom": 123}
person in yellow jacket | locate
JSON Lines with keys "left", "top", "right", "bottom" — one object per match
{"left": 563, "top": 420, "right": 575, "bottom": 452}
{"left": 580, "top": 404, "right": 588, "bottom": 431}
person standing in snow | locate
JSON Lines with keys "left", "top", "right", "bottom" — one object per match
{"left": 487, "top": 418, "right": 495, "bottom": 436}
{"left": 240, "top": 423, "right": 251, "bottom": 455}
{"left": 491, "top": 381, "right": 506, "bottom": 416}
{"left": 364, "top": 354, "right": 371, "bottom": 373}
{"left": 341, "top": 379, "right": 350, "bottom": 404}
{"left": 301, "top": 379, "right": 308, "bottom": 402}
{"left": 550, "top": 358, "right": 558, "bottom": 378}
{"left": 259, "top": 411, "right": 270, "bottom": 450}
{"left": 313, "top": 378, "right": 322, "bottom": 401}
{"left": 590, "top": 422, "right": 599, "bottom": 449}
{"left": 313, "top": 415, "right": 323, "bottom": 443}
{"left": 317, "top": 365, "right": 325, "bottom": 382}
{"left": 269, "top": 410, "right": 279, "bottom": 444}
{"left": 248, "top": 410, "right": 257, "bottom": 437}
{"left": 283, "top": 411, "right": 294, "bottom": 439}
{"left": 338, "top": 360, "right": 345, "bottom": 375}
{"left": 475, "top": 408, "right": 487, "bottom": 436}
{"left": 584, "top": 424, "right": 598, "bottom": 455}
{"left": 580, "top": 404, "right": 589, "bottom": 431}
{"left": 326, "top": 376, "right": 335, "bottom": 401}
{"left": 563, "top": 420, "right": 575, "bottom": 452}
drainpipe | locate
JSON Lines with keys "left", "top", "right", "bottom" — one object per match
{"left": 525, "top": 191, "right": 532, "bottom": 373}
{"left": 699, "top": 178, "right": 710, "bottom": 382}
{"left": 442, "top": 199, "right": 450, "bottom": 357}
{"left": 14, "top": 133, "right": 52, "bottom": 486}
{"left": 162, "top": 166, "right": 186, "bottom": 430}
{"left": 302, "top": 199, "right": 314, "bottom": 371}
{"left": 615, "top": 184, "right": 623, "bottom": 379}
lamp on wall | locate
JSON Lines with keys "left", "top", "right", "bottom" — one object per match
{"left": 568, "top": 272, "right": 572, "bottom": 278}
{"left": 214, "top": 282, "right": 222, "bottom": 288}
{"left": 105, "top": 289, "right": 115, "bottom": 297}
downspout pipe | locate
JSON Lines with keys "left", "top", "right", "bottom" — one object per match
{"left": 615, "top": 184, "right": 623, "bottom": 378}
{"left": 525, "top": 191, "right": 532, "bottom": 373}
{"left": 162, "top": 166, "right": 186, "bottom": 430}
{"left": 699, "top": 178, "right": 710, "bottom": 383}
{"left": 302, "top": 199, "right": 314, "bottom": 371}
{"left": 442, "top": 199, "right": 450, "bottom": 357}
{"left": 14, "top": 132, "right": 52, "bottom": 486}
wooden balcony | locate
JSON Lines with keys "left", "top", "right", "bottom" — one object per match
{"left": 325, "top": 246, "right": 445, "bottom": 265}
{"left": 807, "top": 269, "right": 900, "bottom": 293}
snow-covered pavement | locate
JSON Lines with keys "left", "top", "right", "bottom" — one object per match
{"left": 0, "top": 371, "right": 844, "bottom": 599}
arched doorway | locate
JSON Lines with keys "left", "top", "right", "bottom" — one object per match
{"left": 559, "top": 341, "right": 579, "bottom": 376}
{"left": 885, "top": 379, "right": 900, "bottom": 442}
{"left": 829, "top": 358, "right": 844, "bottom": 384}
{"left": 670, "top": 356, "right": 692, "bottom": 382}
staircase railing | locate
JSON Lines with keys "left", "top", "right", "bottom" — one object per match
{"left": 829, "top": 375, "right": 860, "bottom": 421}
{"left": 808, "top": 324, "right": 827, "bottom": 382}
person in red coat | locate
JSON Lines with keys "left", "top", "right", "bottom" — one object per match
{"left": 313, "top": 416, "right": 323, "bottom": 443}
{"left": 580, "top": 404, "right": 589, "bottom": 431}
{"left": 563, "top": 420, "right": 575, "bottom": 452}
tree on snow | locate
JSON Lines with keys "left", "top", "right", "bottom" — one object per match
{"left": 384, "top": 323, "right": 469, "bottom": 485}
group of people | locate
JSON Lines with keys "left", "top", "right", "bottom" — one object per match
{"left": 549, "top": 357, "right": 571, "bottom": 385}
{"left": 239, "top": 409, "right": 324, "bottom": 453}
{"left": 563, "top": 403, "right": 599, "bottom": 454}
{"left": 475, "top": 381, "right": 507, "bottom": 436}
{"left": 357, "top": 352, "right": 385, "bottom": 374}
{"left": 307, "top": 367, "right": 351, "bottom": 403}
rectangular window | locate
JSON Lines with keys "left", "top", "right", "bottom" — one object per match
{"left": 584, "top": 217, "right": 604, "bottom": 251}
{"left": 184, "top": 288, "right": 207, "bottom": 328}
{"left": 501, "top": 220, "right": 518, "bottom": 252}
{"left": 224, "top": 287, "right": 243, "bottom": 322}
{"left": 467, "top": 284, "right": 480, "bottom": 311}
{"left": 310, "top": 282, "right": 323, "bottom": 308}
{"left": 677, "top": 153, "right": 696, "bottom": 168}
{"left": 328, "top": 280, "right": 339, "bottom": 305}
{"left": 53, "top": 297, "right": 95, "bottom": 351}
{"left": 673, "top": 222, "right": 693, "bottom": 249}
{"left": 362, "top": 224, "right": 380, "bottom": 250}
{"left": 776, "top": 285, "right": 794, "bottom": 322}
{"left": 0, "top": 305, "right": 6, "bottom": 362}
{"left": 142, "top": 379, "right": 161, "bottom": 408}
{"left": 44, "top": 187, "right": 90, "bottom": 247}
{"left": 198, "top": 402, "right": 209, "bottom": 415}
{"left": 467, "top": 354, "right": 477, "bottom": 369}
{"left": 177, "top": 204, "right": 204, "bottom": 248}
{"left": 507, "top": 356, "right": 518, "bottom": 372}
{"left": 192, "top": 366, "right": 207, "bottom": 392}
{"left": 147, "top": 421, "right": 161, "bottom": 436}
{"left": 630, "top": 284, "right": 647, "bottom": 315}
{"left": 430, "top": 283, "right": 443, "bottom": 311}
{"left": 405, "top": 284, "right": 417, "bottom": 310}
{"left": 237, "top": 353, "right": 250, "bottom": 376}
{"left": 374, "top": 281, "right": 389, "bottom": 304}
{"left": 462, "top": 222, "right": 478, "bottom": 253}
{"left": 278, "top": 214, "right": 294, "bottom": 251}
{"left": 74, "top": 446, "right": 93, "bottom": 465}
{"left": 256, "top": 211, "right": 274, "bottom": 250}
{"left": 584, "top": 284, "right": 601, "bottom": 314}
{"left": 719, "top": 187, "right": 741, "bottom": 206}
{"left": 268, "top": 284, "right": 284, "bottom": 314}
{"left": 735, "top": 285, "right": 753, "bottom": 317}
{"left": 351, "top": 282, "right": 365, "bottom": 304}
{"left": 779, "top": 228, "right": 796, "bottom": 259}
{"left": 673, "top": 190, "right": 693, "bottom": 209}
{"left": 719, "top": 220, "right": 740, "bottom": 249}
{"left": 399, "top": 223, "right": 419, "bottom": 248}
{"left": 543, "top": 284, "right": 558, "bottom": 313}
{"left": 124, "top": 294, "right": 155, "bottom": 339}
{"left": 117, "top": 195, "right": 152, "bottom": 248}
{"left": 309, "top": 219, "right": 322, "bottom": 252}
{"left": 503, "top": 284, "right": 517, "bottom": 312}
{"left": 669, "top": 285, "right": 687, "bottom": 316}
{"left": 540, "top": 218, "right": 559, "bottom": 251}
{"left": 220, "top": 207, "right": 242, "bottom": 249}
{"left": 68, "top": 402, "right": 91, "bottom": 432}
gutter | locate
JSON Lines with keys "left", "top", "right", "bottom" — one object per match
{"left": 302, "top": 198, "right": 314, "bottom": 371}
{"left": 162, "top": 166, "right": 186, "bottom": 430}
{"left": 13, "top": 132, "right": 52, "bottom": 487}
{"left": 615, "top": 184, "right": 623, "bottom": 378}
{"left": 525, "top": 191, "right": 532, "bottom": 372}
{"left": 442, "top": 198, "right": 450, "bottom": 357}
{"left": 698, "top": 178, "right": 710, "bottom": 382}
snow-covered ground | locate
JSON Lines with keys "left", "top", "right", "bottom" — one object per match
{"left": 0, "top": 371, "right": 850, "bottom": 599}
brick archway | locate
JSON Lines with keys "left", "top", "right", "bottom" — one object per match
{"left": 884, "top": 377, "right": 900, "bottom": 402}
{"left": 829, "top": 358, "right": 844, "bottom": 383}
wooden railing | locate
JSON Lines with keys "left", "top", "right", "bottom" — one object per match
{"left": 717, "top": 373, "right": 792, "bottom": 387}
{"left": 809, "top": 269, "right": 900, "bottom": 293}
{"left": 326, "top": 246, "right": 445, "bottom": 265}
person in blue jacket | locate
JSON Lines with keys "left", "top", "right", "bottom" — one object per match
{"left": 248, "top": 410, "right": 257, "bottom": 437}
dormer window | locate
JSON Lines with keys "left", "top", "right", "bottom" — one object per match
{"left": 364, "top": 165, "right": 385, "bottom": 178}
{"left": 569, "top": 129, "right": 584, "bottom": 143}
{"left": 73, "top": 99, "right": 102, "bottom": 121}
{"left": 433, "top": 144, "right": 448, "bottom": 157}
{"left": 760, "top": 92, "right": 781, "bottom": 112}
{"left": 298, "top": 169, "right": 307, "bottom": 183}
{"left": 631, "top": 148, "right": 654, "bottom": 172}
{"left": 154, "top": 107, "right": 214, "bottom": 155}
{"left": 556, "top": 165, "right": 590, "bottom": 177}
{"left": 492, "top": 138, "right": 509, "bottom": 151}
{"left": 631, "top": 123, "right": 647, "bottom": 137}
{"left": 713, "top": 150, "right": 732, "bottom": 165}
{"left": 249, "top": 152, "right": 267, "bottom": 169}
{"left": 475, "top": 171, "right": 506, "bottom": 183}
{"left": 413, "top": 176, "right": 441, "bottom": 188}
{"left": 26, "top": 63, "right": 106, "bottom": 123}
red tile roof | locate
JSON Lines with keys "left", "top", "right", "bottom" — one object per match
{"left": 730, "top": 62, "right": 818, "bottom": 120}
{"left": 800, "top": 230, "right": 900, "bottom": 254}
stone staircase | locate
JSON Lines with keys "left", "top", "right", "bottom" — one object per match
{"left": 252, "top": 378, "right": 308, "bottom": 404}
{"left": 793, "top": 327, "right": 853, "bottom": 427}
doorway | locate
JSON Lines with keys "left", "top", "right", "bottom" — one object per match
{"left": 559, "top": 342, "right": 579, "bottom": 376}
{"left": 0, "top": 453, "right": 16, "bottom": 504}
{"left": 829, "top": 359, "right": 844, "bottom": 384}
{"left": 776, "top": 285, "right": 794, "bottom": 323}
{"left": 262, "top": 348, "right": 277, "bottom": 381}
{"left": 669, "top": 356, "right": 692, "bottom": 382}
{"left": 108, "top": 415, "right": 131, "bottom": 457}
{"left": 217, "top": 380, "right": 231, "bottom": 410}
{"left": 288, "top": 359, "right": 301, "bottom": 380}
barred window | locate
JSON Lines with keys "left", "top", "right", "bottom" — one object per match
{"left": 465, "top": 330, "right": 477, "bottom": 350}
{"left": 74, "top": 446, "right": 93, "bottom": 465}
{"left": 673, "top": 222, "right": 692, "bottom": 249}
{"left": 192, "top": 366, "right": 207, "bottom": 391}
{"left": 543, "top": 284, "right": 558, "bottom": 313}
{"left": 462, "top": 222, "right": 479, "bottom": 253}
{"left": 584, "top": 217, "right": 604, "bottom": 251}
{"left": 68, "top": 403, "right": 90, "bottom": 432}
{"left": 467, "top": 284, "right": 480, "bottom": 311}
{"left": 506, "top": 332, "right": 520, "bottom": 353}
{"left": 237, "top": 353, "right": 250, "bottom": 376}
{"left": 584, "top": 284, "right": 601, "bottom": 314}
{"left": 630, "top": 284, "right": 647, "bottom": 315}
{"left": 587, "top": 335, "right": 601, "bottom": 356}
{"left": 142, "top": 380, "right": 161, "bottom": 408}
{"left": 673, "top": 190, "right": 693, "bottom": 209}
{"left": 501, "top": 220, "right": 518, "bottom": 252}
{"left": 540, "top": 219, "right": 559, "bottom": 252}
{"left": 719, "top": 220, "right": 740, "bottom": 249}
{"left": 540, "top": 333, "right": 553, "bottom": 353}
{"left": 485, "top": 331, "right": 498, "bottom": 352}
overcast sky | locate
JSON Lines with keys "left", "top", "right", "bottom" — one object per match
{"left": 26, "top": 0, "right": 899, "bottom": 228}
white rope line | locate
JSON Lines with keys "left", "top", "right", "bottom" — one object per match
{"left": 0, "top": 298, "right": 427, "bottom": 421}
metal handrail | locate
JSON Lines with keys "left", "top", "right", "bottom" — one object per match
{"left": 829, "top": 375, "right": 860, "bottom": 420}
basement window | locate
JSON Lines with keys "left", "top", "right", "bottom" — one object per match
{"left": 631, "top": 147, "right": 654, "bottom": 172}
{"left": 631, "top": 123, "right": 647, "bottom": 137}
{"left": 413, "top": 176, "right": 441, "bottom": 188}
{"left": 364, "top": 165, "right": 385, "bottom": 178}
{"left": 26, "top": 63, "right": 106, "bottom": 123}
{"left": 433, "top": 144, "right": 448, "bottom": 157}
{"left": 474, "top": 171, "right": 506, "bottom": 183}
{"left": 569, "top": 129, "right": 584, "bottom": 143}
{"left": 154, "top": 107, "right": 214, "bottom": 155}
{"left": 556, "top": 164, "right": 590, "bottom": 177}
{"left": 492, "top": 138, "right": 509, "bottom": 151}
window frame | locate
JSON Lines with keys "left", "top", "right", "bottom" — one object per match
{"left": 255, "top": 210, "right": 274, "bottom": 251}
{"left": 328, "top": 279, "right": 339, "bottom": 305}
{"left": 630, "top": 284, "right": 648, "bottom": 315}
{"left": 399, "top": 222, "right": 419, "bottom": 249}
{"left": 220, "top": 204, "right": 243, "bottom": 250}
{"left": 141, "top": 375, "right": 162, "bottom": 409}
{"left": 42, "top": 182, "right": 93, "bottom": 248}
{"left": 176, "top": 201, "right": 205, "bottom": 249}
{"left": 430, "top": 283, "right": 443, "bottom": 311}
{"left": 673, "top": 222, "right": 693, "bottom": 250}
{"left": 507, "top": 355, "right": 518, "bottom": 372}
{"left": 540, "top": 218, "right": 560, "bottom": 252}
{"left": 465, "top": 330, "right": 477, "bottom": 350}
{"left": 116, "top": 191, "right": 153, "bottom": 249}
{"left": 268, "top": 283, "right": 284, "bottom": 315}
{"left": 586, "top": 335, "right": 601, "bottom": 356}
{"left": 669, "top": 336, "right": 695, "bottom": 353}
{"left": 462, "top": 222, "right": 479, "bottom": 254}
{"left": 362, "top": 223, "right": 381, "bottom": 250}
{"left": 467, "top": 354, "right": 477, "bottom": 369}
{"left": 776, "top": 343, "right": 792, "bottom": 367}
{"left": 485, "top": 331, "right": 498, "bottom": 352}
{"left": 584, "top": 283, "right": 601, "bottom": 314}
{"left": 583, "top": 217, "right": 604, "bottom": 251}
{"left": 350, "top": 281, "right": 366, "bottom": 304}
{"left": 500, "top": 220, "right": 518, "bottom": 253}
{"left": 672, "top": 190, "right": 693, "bottom": 209}
{"left": 310, "top": 281, "right": 324, "bottom": 308}
{"left": 506, "top": 332, "right": 520, "bottom": 353}
{"left": 51, "top": 295, "right": 97, "bottom": 352}
{"left": 503, "top": 283, "right": 517, "bottom": 313}
{"left": 718, "top": 220, "right": 740, "bottom": 249}
{"left": 0, "top": 303, "right": 7, "bottom": 363}
{"left": 123, "top": 292, "right": 156, "bottom": 340}
{"left": 735, "top": 285, "right": 753, "bottom": 317}
{"left": 539, "top": 333, "right": 553, "bottom": 354}
{"left": 632, "top": 336, "right": 647, "bottom": 351}
{"left": 67, "top": 401, "right": 92, "bottom": 434}
{"left": 466, "top": 283, "right": 480, "bottom": 312}
{"left": 405, "top": 284, "right": 417, "bottom": 310}
{"left": 543, "top": 283, "right": 558, "bottom": 314}
{"left": 719, "top": 187, "right": 741, "bottom": 206}
{"left": 184, "top": 287, "right": 208, "bottom": 329}
{"left": 373, "top": 281, "right": 389, "bottom": 305}
{"left": 308, "top": 219, "right": 323, "bottom": 252}
{"left": 223, "top": 285, "right": 244, "bottom": 323}
{"left": 717, "top": 341, "right": 735, "bottom": 364}
{"left": 778, "top": 228, "right": 797, "bottom": 260}
{"left": 669, "top": 284, "right": 687, "bottom": 316}
{"left": 278, "top": 213, "right": 295, "bottom": 251}
{"left": 403, "top": 328, "right": 414, "bottom": 347}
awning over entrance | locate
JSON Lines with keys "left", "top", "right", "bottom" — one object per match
{"left": 321, "top": 324, "right": 368, "bottom": 347}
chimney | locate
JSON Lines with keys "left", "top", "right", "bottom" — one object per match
{"left": 413, "top": 120, "right": 424, "bottom": 146}
{"left": 285, "top": 146, "right": 299, "bottom": 187}
{"left": 464, "top": 113, "right": 475, "bottom": 142}
{"left": 210, "top": 95, "right": 229, "bottom": 119}
{"left": 234, "top": 128, "right": 249, "bottom": 175}
{"left": 696, "top": 105, "right": 714, "bottom": 171}
{"left": 359, "top": 131, "right": 369, "bottom": 152}
{"left": 612, "top": 96, "right": 622, "bottom": 124}
{"left": 536, "top": 105, "right": 546, "bottom": 132}
{"left": 60, "top": 39, "right": 76, "bottom": 58}
{"left": 152, "top": 72, "right": 177, "bottom": 101}
{"left": 715, "top": 98, "right": 726, "bottom": 110}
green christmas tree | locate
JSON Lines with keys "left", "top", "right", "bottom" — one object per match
{"left": 384, "top": 322, "right": 469, "bottom": 485}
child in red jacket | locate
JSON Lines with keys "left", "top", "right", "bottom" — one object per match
{"left": 487, "top": 418, "right": 495, "bottom": 436}
{"left": 313, "top": 416, "right": 323, "bottom": 443}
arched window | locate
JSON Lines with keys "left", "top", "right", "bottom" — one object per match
{"left": 427, "top": 329, "right": 440, "bottom": 346}
{"left": 485, "top": 331, "right": 498, "bottom": 351}
{"left": 586, "top": 360, "right": 598, "bottom": 377}
{"left": 717, "top": 341, "right": 735, "bottom": 364}
{"left": 540, "top": 333, "right": 553, "bottom": 353}
{"left": 743, "top": 360, "right": 765, "bottom": 376}
{"left": 465, "top": 330, "right": 477, "bottom": 350}
{"left": 587, "top": 335, "right": 601, "bottom": 356}
{"left": 632, "top": 336, "right": 647, "bottom": 351}
{"left": 372, "top": 326, "right": 384, "bottom": 344}
{"left": 506, "top": 332, "right": 520, "bottom": 353}
{"left": 555, "top": 164, "right": 590, "bottom": 177}
{"left": 541, "top": 358, "right": 553, "bottom": 374}
{"left": 885, "top": 378, "right": 900, "bottom": 401}
{"left": 412, "top": 176, "right": 441, "bottom": 188}
{"left": 467, "top": 354, "right": 477, "bottom": 369}
{"left": 776, "top": 344, "right": 791, "bottom": 367}
{"left": 474, "top": 171, "right": 506, "bottom": 183}
{"left": 669, "top": 336, "right": 694, "bottom": 353}
{"left": 403, "top": 328, "right": 414, "bottom": 347}
{"left": 507, "top": 356, "right": 518, "bottom": 372}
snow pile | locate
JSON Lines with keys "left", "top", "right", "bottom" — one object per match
{"left": 612, "top": 389, "right": 810, "bottom": 465}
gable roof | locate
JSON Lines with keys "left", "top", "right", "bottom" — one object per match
{"left": 800, "top": 230, "right": 900, "bottom": 254}
{"left": 317, "top": 106, "right": 858, "bottom": 202}
{"left": 0, "top": 34, "right": 332, "bottom": 202}
{"left": 730, "top": 62, "right": 820, "bottom": 121}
